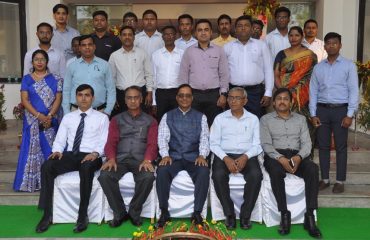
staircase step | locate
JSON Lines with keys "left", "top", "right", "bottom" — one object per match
{"left": 0, "top": 181, "right": 39, "bottom": 205}
{"left": 313, "top": 149, "right": 370, "bottom": 164}
{"left": 318, "top": 184, "right": 370, "bottom": 208}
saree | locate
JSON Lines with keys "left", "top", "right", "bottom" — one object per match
{"left": 13, "top": 73, "right": 62, "bottom": 192}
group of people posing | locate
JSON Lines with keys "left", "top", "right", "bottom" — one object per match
{"left": 13, "top": 3, "right": 359, "bottom": 239}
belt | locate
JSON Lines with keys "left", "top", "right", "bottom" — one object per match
{"left": 71, "top": 103, "right": 106, "bottom": 111}
{"left": 230, "top": 83, "right": 264, "bottom": 90}
{"left": 157, "top": 88, "right": 178, "bottom": 91}
{"left": 317, "top": 103, "right": 348, "bottom": 108}
{"left": 193, "top": 88, "right": 219, "bottom": 93}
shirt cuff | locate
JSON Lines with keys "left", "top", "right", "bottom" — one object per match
{"left": 347, "top": 110, "right": 354, "bottom": 118}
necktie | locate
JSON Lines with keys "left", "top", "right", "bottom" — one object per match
{"left": 72, "top": 113, "right": 87, "bottom": 154}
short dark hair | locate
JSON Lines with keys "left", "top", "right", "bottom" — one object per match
{"left": 31, "top": 49, "right": 49, "bottom": 72}
{"left": 288, "top": 26, "right": 303, "bottom": 36}
{"left": 125, "top": 85, "right": 143, "bottom": 96}
{"left": 142, "top": 9, "right": 158, "bottom": 19}
{"left": 274, "top": 6, "right": 291, "bottom": 18}
{"left": 273, "top": 88, "right": 292, "bottom": 101}
{"left": 252, "top": 19, "right": 264, "bottom": 29}
{"left": 161, "top": 25, "right": 177, "bottom": 33}
{"left": 123, "top": 11, "right": 138, "bottom": 22}
{"left": 79, "top": 35, "right": 95, "bottom": 45}
{"left": 53, "top": 4, "right": 68, "bottom": 14}
{"left": 178, "top": 14, "right": 194, "bottom": 25}
{"left": 177, "top": 84, "right": 193, "bottom": 95}
{"left": 71, "top": 36, "right": 80, "bottom": 44}
{"left": 235, "top": 15, "right": 253, "bottom": 27}
{"left": 76, "top": 84, "right": 94, "bottom": 96}
{"left": 324, "top": 32, "right": 341, "bottom": 43}
{"left": 37, "top": 22, "right": 53, "bottom": 32}
{"left": 120, "top": 25, "right": 135, "bottom": 35}
{"left": 217, "top": 14, "right": 232, "bottom": 25}
{"left": 93, "top": 10, "right": 108, "bottom": 20}
{"left": 195, "top": 19, "right": 212, "bottom": 30}
{"left": 304, "top": 19, "right": 318, "bottom": 28}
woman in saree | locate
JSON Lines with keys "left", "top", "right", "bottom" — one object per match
{"left": 13, "top": 49, "right": 62, "bottom": 192}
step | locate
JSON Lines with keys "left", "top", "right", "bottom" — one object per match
{"left": 313, "top": 149, "right": 370, "bottom": 164}
{"left": 0, "top": 181, "right": 39, "bottom": 205}
{"left": 318, "top": 184, "right": 370, "bottom": 208}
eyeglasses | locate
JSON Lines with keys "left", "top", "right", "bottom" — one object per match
{"left": 227, "top": 96, "right": 245, "bottom": 101}
{"left": 125, "top": 96, "right": 141, "bottom": 101}
{"left": 33, "top": 58, "right": 47, "bottom": 63}
{"left": 177, "top": 93, "right": 192, "bottom": 99}
{"left": 276, "top": 16, "right": 289, "bottom": 20}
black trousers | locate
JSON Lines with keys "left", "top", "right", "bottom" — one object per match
{"left": 111, "top": 86, "right": 149, "bottom": 117}
{"left": 98, "top": 158, "right": 154, "bottom": 221}
{"left": 212, "top": 154, "right": 262, "bottom": 218}
{"left": 38, "top": 152, "right": 102, "bottom": 221}
{"left": 156, "top": 159, "right": 210, "bottom": 213}
{"left": 263, "top": 149, "right": 319, "bottom": 212}
{"left": 229, "top": 83, "right": 266, "bottom": 118}
{"left": 192, "top": 88, "right": 222, "bottom": 126}
{"left": 316, "top": 105, "right": 348, "bottom": 181}
{"left": 155, "top": 88, "right": 178, "bottom": 122}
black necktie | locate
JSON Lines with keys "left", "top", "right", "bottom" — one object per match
{"left": 72, "top": 113, "right": 87, "bottom": 154}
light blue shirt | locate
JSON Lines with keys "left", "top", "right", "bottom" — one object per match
{"left": 62, "top": 56, "right": 116, "bottom": 115}
{"left": 210, "top": 109, "right": 262, "bottom": 160}
{"left": 51, "top": 25, "right": 80, "bottom": 61}
{"left": 309, "top": 55, "right": 359, "bottom": 117}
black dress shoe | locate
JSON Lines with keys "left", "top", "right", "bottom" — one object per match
{"left": 35, "top": 215, "right": 52, "bottom": 233}
{"left": 190, "top": 212, "right": 204, "bottom": 225}
{"left": 224, "top": 215, "right": 236, "bottom": 230}
{"left": 278, "top": 211, "right": 291, "bottom": 235}
{"left": 304, "top": 213, "right": 322, "bottom": 239}
{"left": 130, "top": 215, "right": 143, "bottom": 227}
{"left": 73, "top": 217, "right": 88, "bottom": 233}
{"left": 109, "top": 212, "right": 129, "bottom": 228}
{"left": 240, "top": 217, "right": 252, "bottom": 230}
{"left": 156, "top": 211, "right": 171, "bottom": 228}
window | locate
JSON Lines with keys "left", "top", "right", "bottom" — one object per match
{"left": 0, "top": 0, "right": 26, "bottom": 82}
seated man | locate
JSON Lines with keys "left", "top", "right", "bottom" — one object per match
{"left": 210, "top": 87, "right": 263, "bottom": 230}
{"left": 156, "top": 84, "right": 210, "bottom": 227}
{"left": 36, "top": 84, "right": 109, "bottom": 233}
{"left": 260, "top": 88, "right": 322, "bottom": 238}
{"left": 98, "top": 86, "right": 158, "bottom": 227}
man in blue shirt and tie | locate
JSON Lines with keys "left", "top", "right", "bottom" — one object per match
{"left": 309, "top": 32, "right": 359, "bottom": 194}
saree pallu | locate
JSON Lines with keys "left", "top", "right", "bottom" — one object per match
{"left": 13, "top": 73, "right": 62, "bottom": 192}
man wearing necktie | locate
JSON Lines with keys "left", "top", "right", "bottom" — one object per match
{"left": 36, "top": 84, "right": 109, "bottom": 233}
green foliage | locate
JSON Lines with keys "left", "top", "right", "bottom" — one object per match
{"left": 358, "top": 79, "right": 370, "bottom": 131}
{"left": 0, "top": 84, "right": 7, "bottom": 131}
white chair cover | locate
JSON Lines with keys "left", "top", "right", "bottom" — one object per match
{"left": 53, "top": 171, "right": 105, "bottom": 223}
{"left": 261, "top": 166, "right": 316, "bottom": 227}
{"left": 209, "top": 173, "right": 263, "bottom": 222}
{"left": 156, "top": 170, "right": 208, "bottom": 219}
{"left": 104, "top": 172, "right": 156, "bottom": 221}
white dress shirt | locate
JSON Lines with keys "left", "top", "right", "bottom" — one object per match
{"left": 302, "top": 38, "right": 327, "bottom": 63}
{"left": 134, "top": 30, "right": 164, "bottom": 57}
{"left": 265, "top": 28, "right": 290, "bottom": 62}
{"left": 175, "top": 36, "right": 198, "bottom": 50}
{"left": 210, "top": 109, "right": 262, "bottom": 160}
{"left": 109, "top": 46, "right": 153, "bottom": 91}
{"left": 224, "top": 38, "right": 274, "bottom": 97}
{"left": 23, "top": 46, "right": 66, "bottom": 78}
{"left": 52, "top": 108, "right": 109, "bottom": 156}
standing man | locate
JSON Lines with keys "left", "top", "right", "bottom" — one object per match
{"left": 302, "top": 19, "right": 327, "bottom": 62}
{"left": 175, "top": 14, "right": 197, "bottom": 50}
{"left": 152, "top": 26, "right": 184, "bottom": 121}
{"left": 91, "top": 10, "right": 121, "bottom": 61}
{"left": 51, "top": 4, "right": 80, "bottom": 61}
{"left": 309, "top": 32, "right": 359, "bottom": 194}
{"left": 109, "top": 26, "right": 153, "bottom": 116}
{"left": 122, "top": 12, "right": 139, "bottom": 34}
{"left": 156, "top": 84, "right": 210, "bottom": 227}
{"left": 224, "top": 15, "right": 273, "bottom": 118}
{"left": 211, "top": 14, "right": 236, "bottom": 47}
{"left": 98, "top": 86, "right": 158, "bottom": 227}
{"left": 66, "top": 36, "right": 81, "bottom": 67}
{"left": 210, "top": 87, "right": 262, "bottom": 230}
{"left": 251, "top": 19, "right": 264, "bottom": 39}
{"left": 23, "top": 22, "right": 66, "bottom": 77}
{"left": 265, "top": 6, "right": 291, "bottom": 61}
{"left": 36, "top": 84, "right": 109, "bottom": 233}
{"left": 135, "top": 9, "right": 164, "bottom": 57}
{"left": 62, "top": 35, "right": 116, "bottom": 116}
{"left": 179, "top": 19, "right": 230, "bottom": 126}
{"left": 261, "top": 88, "right": 322, "bottom": 239}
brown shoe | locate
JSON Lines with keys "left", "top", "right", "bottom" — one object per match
{"left": 318, "top": 180, "right": 330, "bottom": 191}
{"left": 332, "top": 183, "right": 344, "bottom": 193}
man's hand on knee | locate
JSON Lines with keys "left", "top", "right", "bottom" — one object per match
{"left": 48, "top": 152, "right": 62, "bottom": 160}
{"left": 159, "top": 156, "right": 172, "bottom": 166}
{"left": 139, "top": 160, "right": 154, "bottom": 172}
{"left": 195, "top": 156, "right": 208, "bottom": 167}
{"left": 101, "top": 159, "right": 117, "bottom": 172}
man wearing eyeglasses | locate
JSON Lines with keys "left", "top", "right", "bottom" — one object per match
{"left": 156, "top": 84, "right": 210, "bottom": 228}
{"left": 210, "top": 87, "right": 262, "bottom": 230}
{"left": 98, "top": 85, "right": 158, "bottom": 227}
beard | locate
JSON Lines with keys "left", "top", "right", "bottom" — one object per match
{"left": 39, "top": 39, "right": 51, "bottom": 45}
